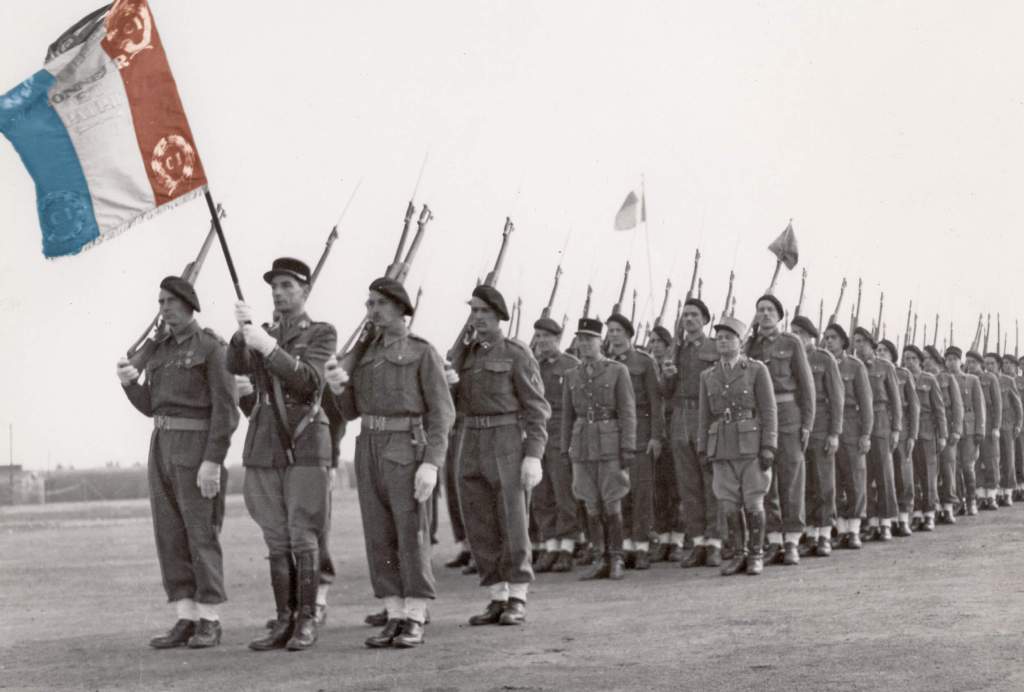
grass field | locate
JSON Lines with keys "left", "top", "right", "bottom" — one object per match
{"left": 2, "top": 487, "right": 1024, "bottom": 691}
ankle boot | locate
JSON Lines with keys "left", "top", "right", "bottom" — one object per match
{"left": 746, "top": 511, "right": 766, "bottom": 575}
{"left": 286, "top": 550, "right": 319, "bottom": 651}
{"left": 579, "top": 515, "right": 609, "bottom": 580}
{"left": 605, "top": 513, "right": 626, "bottom": 580}
{"left": 249, "top": 554, "right": 296, "bottom": 651}
{"left": 720, "top": 511, "right": 749, "bottom": 576}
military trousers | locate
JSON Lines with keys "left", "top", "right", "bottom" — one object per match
{"left": 671, "top": 406, "right": 719, "bottom": 540}
{"left": 319, "top": 487, "right": 336, "bottom": 585}
{"left": 912, "top": 438, "right": 939, "bottom": 513}
{"left": 712, "top": 458, "right": 771, "bottom": 513}
{"left": 652, "top": 440, "right": 682, "bottom": 534}
{"left": 148, "top": 429, "right": 227, "bottom": 605}
{"left": 866, "top": 431, "right": 899, "bottom": 520}
{"left": 354, "top": 432, "right": 435, "bottom": 600}
{"left": 532, "top": 432, "right": 578, "bottom": 541}
{"left": 938, "top": 439, "right": 958, "bottom": 506}
{"left": 956, "top": 436, "right": 978, "bottom": 502}
{"left": 458, "top": 425, "right": 533, "bottom": 586}
{"left": 893, "top": 441, "right": 915, "bottom": 514}
{"left": 444, "top": 426, "right": 467, "bottom": 544}
{"left": 764, "top": 429, "right": 806, "bottom": 535}
{"left": 622, "top": 414, "right": 654, "bottom": 542}
{"left": 999, "top": 430, "right": 1016, "bottom": 491}
{"left": 1016, "top": 436, "right": 1024, "bottom": 486}
{"left": 804, "top": 435, "right": 836, "bottom": 529}
{"left": 977, "top": 434, "right": 1000, "bottom": 490}
{"left": 835, "top": 438, "right": 867, "bottom": 520}
{"left": 244, "top": 465, "right": 329, "bottom": 556}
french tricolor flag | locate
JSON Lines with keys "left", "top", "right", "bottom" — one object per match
{"left": 0, "top": 1, "right": 207, "bottom": 258}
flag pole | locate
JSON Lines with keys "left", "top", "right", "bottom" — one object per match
{"left": 203, "top": 188, "right": 245, "bottom": 301}
{"left": 641, "top": 173, "right": 655, "bottom": 323}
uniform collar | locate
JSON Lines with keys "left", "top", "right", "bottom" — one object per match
{"left": 539, "top": 350, "right": 562, "bottom": 364}
{"left": 683, "top": 331, "right": 704, "bottom": 345}
{"left": 170, "top": 319, "right": 200, "bottom": 344}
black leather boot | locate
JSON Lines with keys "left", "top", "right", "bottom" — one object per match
{"left": 150, "top": 619, "right": 196, "bottom": 649}
{"left": 605, "top": 513, "right": 626, "bottom": 580}
{"left": 579, "top": 515, "right": 609, "bottom": 580}
{"left": 746, "top": 511, "right": 766, "bottom": 575}
{"left": 720, "top": 511, "right": 748, "bottom": 576}
{"left": 249, "top": 554, "right": 296, "bottom": 651}
{"left": 286, "top": 550, "right": 319, "bottom": 651}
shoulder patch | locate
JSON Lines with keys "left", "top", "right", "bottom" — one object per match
{"left": 201, "top": 327, "right": 227, "bottom": 346}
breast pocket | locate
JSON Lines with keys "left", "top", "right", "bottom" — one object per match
{"left": 170, "top": 352, "right": 208, "bottom": 401}
{"left": 483, "top": 359, "right": 514, "bottom": 395}
{"left": 598, "top": 419, "right": 620, "bottom": 459}
{"left": 737, "top": 419, "right": 760, "bottom": 456}
{"left": 770, "top": 350, "right": 793, "bottom": 380}
{"left": 842, "top": 373, "right": 856, "bottom": 399}
{"left": 384, "top": 352, "right": 418, "bottom": 396}
{"left": 707, "top": 421, "right": 720, "bottom": 457}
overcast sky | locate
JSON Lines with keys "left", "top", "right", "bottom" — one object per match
{"left": 2, "top": 1, "right": 1023, "bottom": 470}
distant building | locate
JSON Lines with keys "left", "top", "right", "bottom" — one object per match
{"left": 0, "top": 466, "right": 45, "bottom": 505}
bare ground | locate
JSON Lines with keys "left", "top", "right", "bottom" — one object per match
{"left": 2, "top": 488, "right": 1024, "bottom": 691}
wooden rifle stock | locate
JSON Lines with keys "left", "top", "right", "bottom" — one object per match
{"left": 827, "top": 278, "right": 847, "bottom": 326}
{"left": 654, "top": 278, "right": 672, "bottom": 327}
{"left": 794, "top": 268, "right": 807, "bottom": 317}
{"left": 407, "top": 287, "right": 423, "bottom": 329}
{"left": 872, "top": 292, "right": 884, "bottom": 340}
{"left": 611, "top": 261, "right": 631, "bottom": 315}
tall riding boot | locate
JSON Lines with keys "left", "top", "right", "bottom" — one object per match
{"left": 249, "top": 554, "right": 296, "bottom": 651}
{"left": 605, "top": 513, "right": 626, "bottom": 580}
{"left": 579, "top": 515, "right": 609, "bottom": 580}
{"left": 746, "top": 511, "right": 766, "bottom": 575}
{"left": 287, "top": 550, "right": 320, "bottom": 651}
{"left": 720, "top": 511, "right": 748, "bottom": 576}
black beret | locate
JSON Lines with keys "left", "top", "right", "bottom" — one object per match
{"left": 965, "top": 350, "right": 983, "bottom": 363}
{"left": 756, "top": 293, "right": 785, "bottom": 319}
{"left": 471, "top": 285, "right": 509, "bottom": 320}
{"left": 879, "top": 339, "right": 899, "bottom": 363}
{"left": 159, "top": 276, "right": 199, "bottom": 312}
{"left": 923, "top": 345, "right": 943, "bottom": 364}
{"left": 984, "top": 352, "right": 1003, "bottom": 366}
{"left": 651, "top": 325, "right": 673, "bottom": 346}
{"left": 533, "top": 317, "right": 562, "bottom": 336}
{"left": 1004, "top": 354, "right": 1019, "bottom": 366}
{"left": 945, "top": 346, "right": 963, "bottom": 360}
{"left": 790, "top": 315, "right": 819, "bottom": 340}
{"left": 606, "top": 313, "right": 635, "bottom": 338}
{"left": 263, "top": 257, "right": 311, "bottom": 285}
{"left": 903, "top": 344, "right": 924, "bottom": 362}
{"left": 683, "top": 298, "right": 711, "bottom": 323}
{"left": 369, "top": 277, "right": 414, "bottom": 316}
{"left": 576, "top": 317, "right": 603, "bottom": 337}
{"left": 853, "top": 326, "right": 877, "bottom": 349}
{"left": 824, "top": 323, "right": 850, "bottom": 349}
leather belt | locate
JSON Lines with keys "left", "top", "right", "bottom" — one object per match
{"left": 259, "top": 392, "right": 314, "bottom": 407}
{"left": 583, "top": 409, "right": 617, "bottom": 424}
{"left": 715, "top": 409, "right": 754, "bottom": 423}
{"left": 463, "top": 413, "right": 520, "bottom": 429}
{"left": 775, "top": 392, "right": 796, "bottom": 403}
{"left": 154, "top": 415, "right": 210, "bottom": 431}
{"left": 361, "top": 415, "right": 422, "bottom": 432}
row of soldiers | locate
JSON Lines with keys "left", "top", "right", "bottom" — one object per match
{"left": 115, "top": 256, "right": 1023, "bottom": 654}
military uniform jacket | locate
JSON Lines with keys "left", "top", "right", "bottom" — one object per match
{"left": 455, "top": 336, "right": 551, "bottom": 459}
{"left": 661, "top": 332, "right": 718, "bottom": 405}
{"left": 332, "top": 326, "right": 455, "bottom": 468}
{"left": 227, "top": 313, "right": 337, "bottom": 468}
{"left": 864, "top": 356, "right": 903, "bottom": 436}
{"left": 979, "top": 370, "right": 1002, "bottom": 433}
{"left": 955, "top": 371, "right": 985, "bottom": 438}
{"left": 561, "top": 357, "right": 637, "bottom": 463}
{"left": 912, "top": 370, "right": 948, "bottom": 441}
{"left": 835, "top": 351, "right": 873, "bottom": 442}
{"left": 538, "top": 350, "right": 581, "bottom": 441}
{"left": 697, "top": 356, "right": 778, "bottom": 461}
{"left": 896, "top": 367, "right": 921, "bottom": 441}
{"left": 997, "top": 373, "right": 1022, "bottom": 432}
{"left": 808, "top": 345, "right": 844, "bottom": 438}
{"left": 123, "top": 320, "right": 239, "bottom": 465}
{"left": 610, "top": 347, "right": 666, "bottom": 441}
{"left": 935, "top": 370, "right": 964, "bottom": 439}
{"left": 746, "top": 330, "right": 815, "bottom": 433}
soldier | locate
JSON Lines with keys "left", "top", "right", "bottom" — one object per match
{"left": 902, "top": 346, "right": 947, "bottom": 531}
{"left": 1012, "top": 357, "right": 1024, "bottom": 501}
{"left": 969, "top": 351, "right": 1002, "bottom": 510}
{"left": 455, "top": 285, "right": 550, "bottom": 626}
{"left": 877, "top": 339, "right": 919, "bottom": 536}
{"left": 530, "top": 317, "right": 580, "bottom": 573}
{"left": 822, "top": 324, "right": 872, "bottom": 548}
{"left": 790, "top": 316, "right": 843, "bottom": 557}
{"left": 745, "top": 294, "right": 814, "bottom": 566}
{"left": 853, "top": 328, "right": 902, "bottom": 540}
{"left": 323, "top": 278, "right": 455, "bottom": 649}
{"left": 697, "top": 316, "right": 778, "bottom": 576}
{"left": 992, "top": 353, "right": 1023, "bottom": 506}
{"left": 562, "top": 317, "right": 637, "bottom": 580}
{"left": 946, "top": 347, "right": 984, "bottom": 516}
{"left": 660, "top": 298, "right": 722, "bottom": 568}
{"left": 923, "top": 345, "right": 963, "bottom": 524}
{"left": 228, "top": 257, "right": 337, "bottom": 652}
{"left": 116, "top": 277, "right": 239, "bottom": 649}
{"left": 648, "top": 325, "right": 684, "bottom": 561}
{"left": 606, "top": 313, "right": 664, "bottom": 570}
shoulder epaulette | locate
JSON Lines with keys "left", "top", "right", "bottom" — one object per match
{"left": 201, "top": 327, "right": 227, "bottom": 346}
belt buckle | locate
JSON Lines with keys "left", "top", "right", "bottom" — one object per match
{"left": 723, "top": 408, "right": 733, "bottom": 423}
{"left": 154, "top": 415, "right": 166, "bottom": 429}
{"left": 585, "top": 410, "right": 595, "bottom": 424}
{"left": 368, "top": 415, "right": 385, "bottom": 431}
{"left": 481, "top": 416, "right": 491, "bottom": 428}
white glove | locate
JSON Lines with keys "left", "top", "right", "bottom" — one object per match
{"left": 196, "top": 461, "right": 221, "bottom": 499}
{"left": 521, "top": 455, "right": 543, "bottom": 489}
{"left": 444, "top": 363, "right": 460, "bottom": 386}
{"left": 328, "top": 468, "right": 337, "bottom": 491}
{"left": 116, "top": 357, "right": 139, "bottom": 386}
{"left": 234, "top": 375, "right": 254, "bottom": 398}
{"left": 234, "top": 301, "right": 254, "bottom": 327}
{"left": 414, "top": 463, "right": 438, "bottom": 502}
{"left": 242, "top": 323, "right": 277, "bottom": 356}
{"left": 325, "top": 355, "right": 349, "bottom": 394}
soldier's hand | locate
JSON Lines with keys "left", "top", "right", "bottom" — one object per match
{"left": 937, "top": 437, "right": 947, "bottom": 453}
{"left": 116, "top": 357, "right": 139, "bottom": 386}
{"left": 858, "top": 435, "right": 872, "bottom": 455}
{"left": 800, "top": 428, "right": 811, "bottom": 452}
{"left": 890, "top": 431, "right": 901, "bottom": 453}
{"left": 759, "top": 449, "right": 775, "bottom": 471}
{"left": 647, "top": 438, "right": 662, "bottom": 458}
{"left": 993, "top": 428, "right": 1001, "bottom": 440}
{"left": 325, "top": 356, "right": 349, "bottom": 394}
{"left": 196, "top": 461, "right": 221, "bottom": 499}
{"left": 974, "top": 434, "right": 983, "bottom": 447}
{"left": 621, "top": 451, "right": 635, "bottom": 468}
{"left": 906, "top": 438, "right": 916, "bottom": 456}
{"left": 661, "top": 362, "right": 678, "bottom": 377}
{"left": 328, "top": 467, "right": 337, "bottom": 491}
{"left": 824, "top": 434, "right": 839, "bottom": 455}
{"left": 521, "top": 456, "right": 543, "bottom": 489}
{"left": 234, "top": 301, "right": 254, "bottom": 327}
{"left": 413, "top": 463, "right": 438, "bottom": 502}
{"left": 698, "top": 452, "right": 710, "bottom": 468}
{"left": 444, "top": 362, "right": 460, "bottom": 386}
{"left": 242, "top": 324, "right": 277, "bottom": 356}
{"left": 1016, "top": 426, "right": 1022, "bottom": 437}
{"left": 235, "top": 375, "right": 254, "bottom": 398}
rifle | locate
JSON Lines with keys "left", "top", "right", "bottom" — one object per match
{"left": 669, "top": 249, "right": 700, "bottom": 357}
{"left": 126, "top": 204, "right": 225, "bottom": 368}
{"left": 630, "top": 289, "right": 638, "bottom": 325}
{"left": 903, "top": 300, "right": 913, "bottom": 346}
{"left": 794, "top": 268, "right": 807, "bottom": 317}
{"left": 407, "top": 287, "right": 423, "bottom": 329}
{"left": 611, "top": 261, "right": 631, "bottom": 315}
{"left": 912, "top": 312, "right": 919, "bottom": 346}
{"left": 697, "top": 278, "right": 703, "bottom": 300}
{"left": 730, "top": 295, "right": 737, "bottom": 318}
{"left": 310, "top": 180, "right": 362, "bottom": 288}
{"left": 997, "top": 313, "right": 1002, "bottom": 354}
{"left": 970, "top": 314, "right": 983, "bottom": 352}
{"left": 514, "top": 297, "right": 523, "bottom": 340}
{"left": 932, "top": 313, "right": 939, "bottom": 348}
{"left": 817, "top": 299, "right": 824, "bottom": 336}
{"left": 922, "top": 323, "right": 928, "bottom": 350}
{"left": 506, "top": 301, "right": 517, "bottom": 338}
{"left": 447, "top": 217, "right": 515, "bottom": 370}
{"left": 529, "top": 258, "right": 565, "bottom": 349}
{"left": 722, "top": 271, "right": 735, "bottom": 319}
{"left": 873, "top": 292, "right": 884, "bottom": 340}
{"left": 983, "top": 313, "right": 991, "bottom": 353}
{"left": 583, "top": 285, "right": 593, "bottom": 318}
{"left": 654, "top": 278, "right": 672, "bottom": 327}
{"left": 827, "top": 278, "right": 847, "bottom": 327}
{"left": 687, "top": 249, "right": 701, "bottom": 300}
{"left": 1016, "top": 320, "right": 1019, "bottom": 359}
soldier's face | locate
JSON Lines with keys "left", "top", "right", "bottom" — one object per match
{"left": 755, "top": 300, "right": 780, "bottom": 330}
{"left": 852, "top": 335, "right": 873, "bottom": 359}
{"left": 904, "top": 352, "right": 921, "bottom": 371}
{"left": 966, "top": 358, "right": 982, "bottom": 374}
{"left": 366, "top": 291, "right": 403, "bottom": 329}
{"left": 791, "top": 325, "right": 813, "bottom": 348}
{"left": 876, "top": 346, "right": 893, "bottom": 363}
{"left": 606, "top": 322, "right": 629, "bottom": 346}
{"left": 270, "top": 275, "right": 308, "bottom": 316}
{"left": 681, "top": 306, "right": 705, "bottom": 334}
{"left": 576, "top": 334, "right": 602, "bottom": 359}
{"left": 650, "top": 338, "right": 667, "bottom": 359}
{"left": 923, "top": 357, "right": 940, "bottom": 374}
{"left": 984, "top": 357, "right": 998, "bottom": 373}
{"left": 469, "top": 299, "right": 500, "bottom": 335}
{"left": 1002, "top": 361, "right": 1016, "bottom": 376}
{"left": 157, "top": 289, "right": 192, "bottom": 329}
{"left": 715, "top": 329, "right": 740, "bottom": 357}
{"left": 945, "top": 355, "right": 960, "bottom": 372}
{"left": 824, "top": 330, "right": 845, "bottom": 354}
{"left": 533, "top": 330, "right": 559, "bottom": 355}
